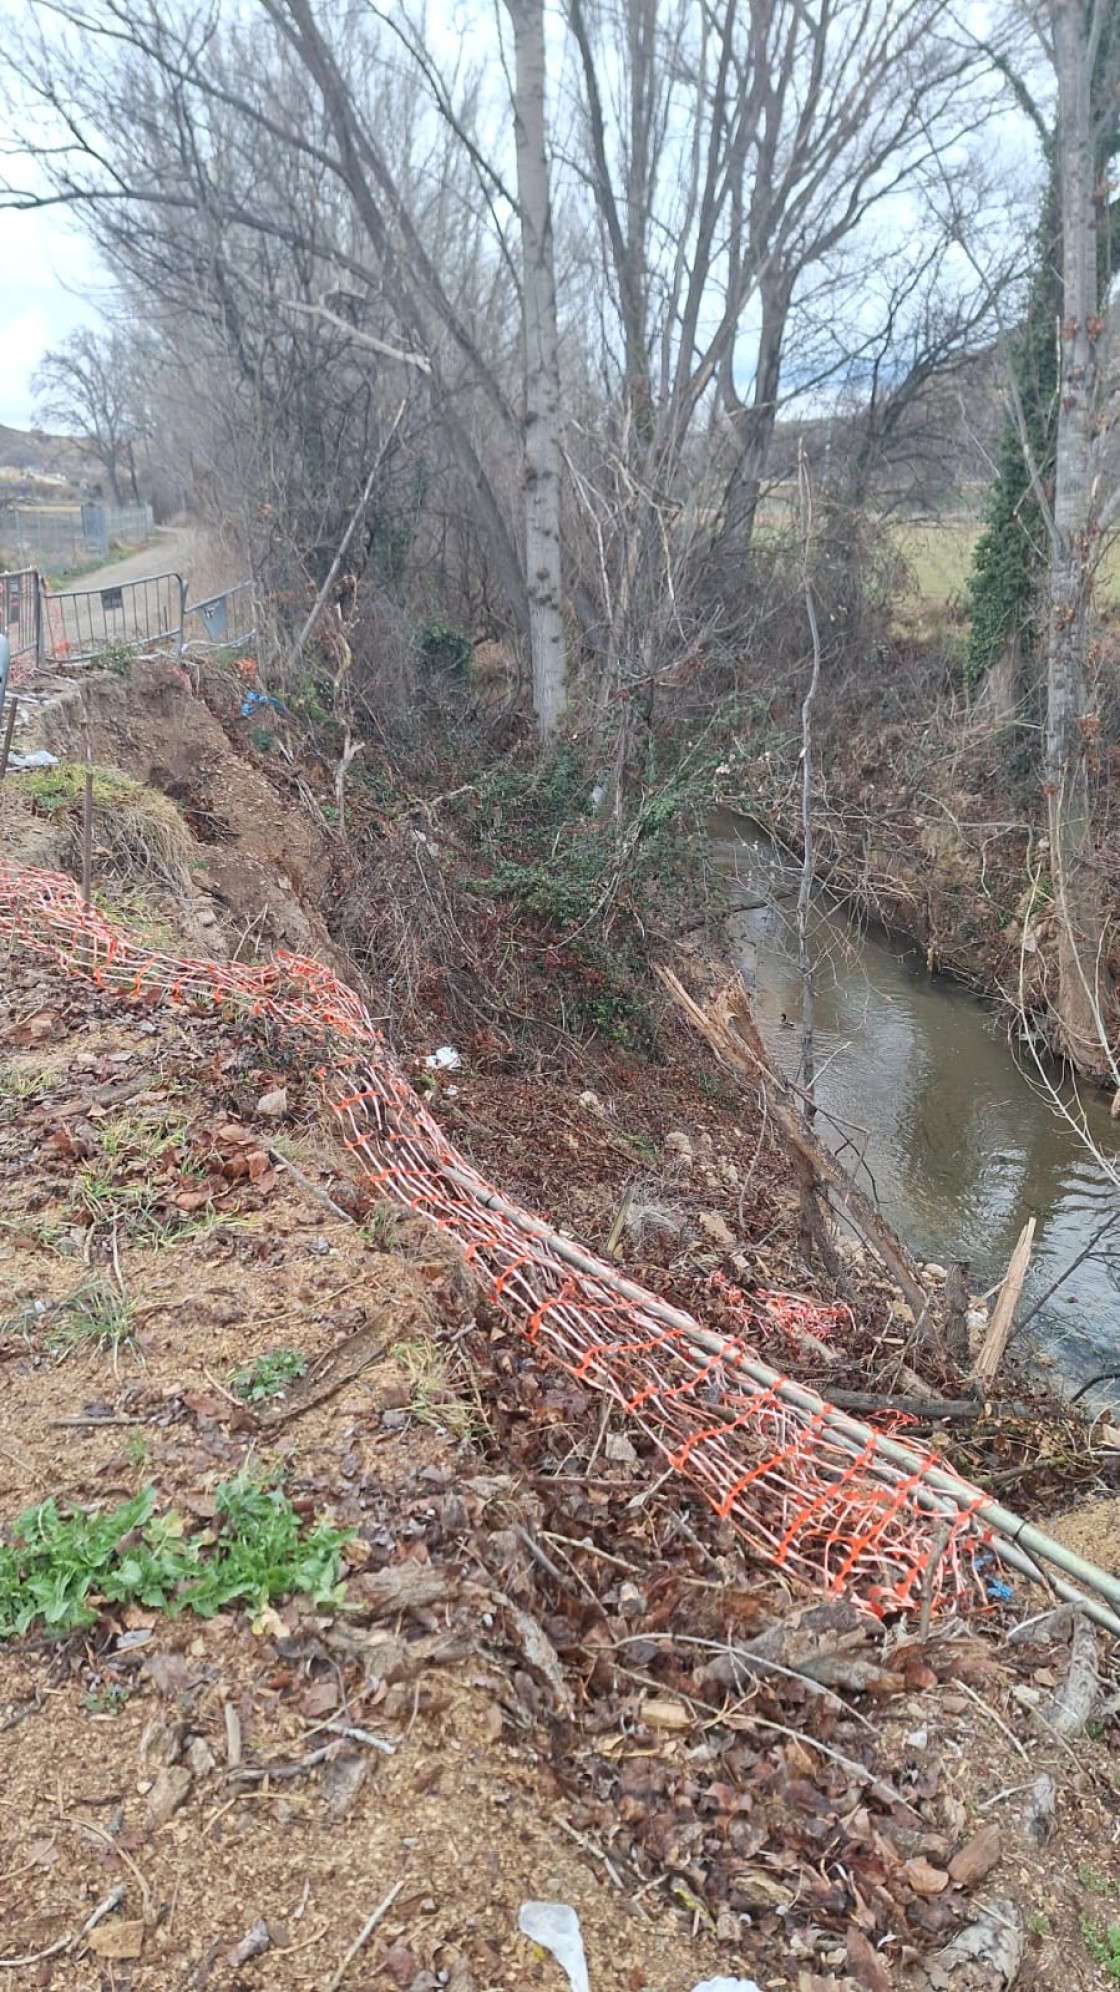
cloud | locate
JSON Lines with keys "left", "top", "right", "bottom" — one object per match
{"left": 0, "top": 209, "right": 107, "bottom": 428}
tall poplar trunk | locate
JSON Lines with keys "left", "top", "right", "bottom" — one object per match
{"left": 719, "top": 271, "right": 793, "bottom": 549}
{"left": 1045, "top": 0, "right": 1110, "bottom": 1071}
{"left": 506, "top": 0, "right": 567, "bottom": 738}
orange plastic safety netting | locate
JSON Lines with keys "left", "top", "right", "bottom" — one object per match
{"left": 0, "top": 858, "right": 994, "bottom": 1620}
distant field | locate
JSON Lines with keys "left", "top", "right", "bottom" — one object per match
{"left": 890, "top": 518, "right": 1120, "bottom": 611}
{"left": 891, "top": 521, "right": 978, "bottom": 605}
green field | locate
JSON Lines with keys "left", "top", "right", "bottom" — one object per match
{"left": 891, "top": 519, "right": 1120, "bottom": 612}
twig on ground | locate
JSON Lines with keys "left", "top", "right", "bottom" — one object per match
{"left": 267, "top": 1147, "right": 356, "bottom": 1225}
{"left": 554, "top": 1813, "right": 628, "bottom": 1892}
{"left": 325, "top": 1878, "right": 406, "bottom": 1992}
{"left": 726, "top": 1708, "right": 917, "bottom": 1810}
{"left": 0, "top": 1885, "right": 125, "bottom": 1969}
{"left": 954, "top": 1679, "right": 1029, "bottom": 1764}
{"left": 73, "top": 1817, "right": 153, "bottom": 1922}
{"left": 201, "top": 1366, "right": 244, "bottom": 1409}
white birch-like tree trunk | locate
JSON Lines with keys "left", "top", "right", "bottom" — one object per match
{"left": 505, "top": 0, "right": 567, "bottom": 737}
{"left": 1045, "top": 0, "right": 1111, "bottom": 1071}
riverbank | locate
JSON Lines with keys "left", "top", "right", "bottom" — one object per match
{"left": 4, "top": 668, "right": 1120, "bottom": 1988}
{"left": 723, "top": 641, "right": 1120, "bottom": 1090}
{"left": 710, "top": 811, "right": 1120, "bottom": 1401}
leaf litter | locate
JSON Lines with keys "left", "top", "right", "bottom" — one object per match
{"left": 0, "top": 909, "right": 1119, "bottom": 1989}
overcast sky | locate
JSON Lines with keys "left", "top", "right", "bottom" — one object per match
{"left": 0, "top": 205, "right": 105, "bottom": 430}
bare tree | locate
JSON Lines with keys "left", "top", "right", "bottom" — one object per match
{"left": 505, "top": 0, "right": 567, "bottom": 735}
{"left": 555, "top": 0, "right": 1000, "bottom": 761}
{"left": 32, "top": 327, "right": 145, "bottom": 504}
{"left": 2, "top": 0, "right": 1015, "bottom": 754}
{"left": 1042, "top": 0, "right": 1119, "bottom": 1070}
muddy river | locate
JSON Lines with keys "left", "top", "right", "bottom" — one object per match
{"left": 713, "top": 812, "right": 1120, "bottom": 1403}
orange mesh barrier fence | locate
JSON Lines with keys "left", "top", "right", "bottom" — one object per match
{"left": 0, "top": 859, "right": 997, "bottom": 1621}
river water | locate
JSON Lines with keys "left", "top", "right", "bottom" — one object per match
{"left": 712, "top": 813, "right": 1120, "bottom": 1401}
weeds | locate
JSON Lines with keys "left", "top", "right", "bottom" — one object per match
{"left": 390, "top": 1339, "right": 481, "bottom": 1443}
{"left": 84, "top": 1682, "right": 130, "bottom": 1715}
{"left": 361, "top": 1202, "right": 402, "bottom": 1252}
{"left": 65, "top": 1111, "right": 217, "bottom": 1250}
{"left": 230, "top": 1347, "right": 308, "bottom": 1403}
{"left": 97, "top": 1109, "right": 186, "bottom": 1165}
{"left": 0, "top": 1064, "right": 55, "bottom": 1121}
{"left": 0, "top": 1473, "right": 350, "bottom": 1638}
{"left": 69, "top": 1163, "right": 158, "bottom": 1240}
{"left": 93, "top": 641, "right": 136, "bottom": 676}
{"left": 1082, "top": 1918, "right": 1120, "bottom": 1980}
{"left": 23, "top": 761, "right": 195, "bottom": 898}
{"left": 48, "top": 1276, "right": 138, "bottom": 1361}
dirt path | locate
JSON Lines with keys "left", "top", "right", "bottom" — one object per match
{"left": 65, "top": 525, "right": 201, "bottom": 596}
{"left": 43, "top": 527, "right": 205, "bottom": 659}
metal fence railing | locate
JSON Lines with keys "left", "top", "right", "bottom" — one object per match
{"left": 2, "top": 567, "right": 42, "bottom": 676}
{"left": 184, "top": 580, "right": 257, "bottom": 652}
{"left": 1, "top": 562, "right": 256, "bottom": 672}
{"left": 42, "top": 572, "right": 187, "bottom": 665}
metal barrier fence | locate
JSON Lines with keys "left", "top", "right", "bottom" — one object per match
{"left": 184, "top": 579, "right": 256, "bottom": 652}
{"left": 1, "top": 562, "right": 255, "bottom": 669}
{"left": 2, "top": 568, "right": 42, "bottom": 676}
{"left": 42, "top": 571, "right": 186, "bottom": 665}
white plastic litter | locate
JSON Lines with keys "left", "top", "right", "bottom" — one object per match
{"left": 517, "top": 1900, "right": 765, "bottom": 1992}
{"left": 9, "top": 751, "right": 59, "bottom": 771}
{"left": 689, "top": 1980, "right": 766, "bottom": 1992}
{"left": 517, "top": 1903, "right": 590, "bottom": 1992}
{"left": 424, "top": 1046, "right": 462, "bottom": 1070}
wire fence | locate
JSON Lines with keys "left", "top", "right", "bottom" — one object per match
{"left": 0, "top": 502, "right": 153, "bottom": 572}
{"left": 0, "top": 853, "right": 1025, "bottom": 1630}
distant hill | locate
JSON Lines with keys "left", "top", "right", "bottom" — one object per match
{"left": 0, "top": 423, "right": 88, "bottom": 485}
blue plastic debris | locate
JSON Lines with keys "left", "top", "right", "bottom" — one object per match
{"left": 975, "top": 1548, "right": 1013, "bottom": 1604}
{"left": 240, "top": 689, "right": 285, "bottom": 718}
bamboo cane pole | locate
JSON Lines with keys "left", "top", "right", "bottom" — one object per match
{"left": 425, "top": 1157, "right": 1120, "bottom": 1636}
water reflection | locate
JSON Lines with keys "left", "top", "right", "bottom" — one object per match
{"left": 712, "top": 816, "right": 1120, "bottom": 1397}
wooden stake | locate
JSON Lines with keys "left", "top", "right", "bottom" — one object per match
{"left": 0, "top": 694, "right": 16, "bottom": 784}
{"left": 972, "top": 1217, "right": 1036, "bottom": 1392}
{"left": 82, "top": 765, "right": 94, "bottom": 909}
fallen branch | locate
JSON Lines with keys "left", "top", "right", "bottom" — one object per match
{"left": 973, "top": 1217, "right": 1035, "bottom": 1390}
{"left": 259, "top": 1321, "right": 386, "bottom": 1428}
{"left": 658, "top": 967, "right": 929, "bottom": 1319}
{"left": 267, "top": 1147, "right": 355, "bottom": 1226}
{"left": 1041, "top": 1611, "right": 1099, "bottom": 1739}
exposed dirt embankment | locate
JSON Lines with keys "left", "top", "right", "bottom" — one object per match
{"left": 33, "top": 657, "right": 340, "bottom": 965}
{"left": 742, "top": 684, "right": 1120, "bottom": 1063}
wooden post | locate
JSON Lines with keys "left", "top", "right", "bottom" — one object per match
{"left": 0, "top": 696, "right": 16, "bottom": 786}
{"left": 973, "top": 1218, "right": 1036, "bottom": 1392}
{"left": 82, "top": 765, "right": 94, "bottom": 910}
